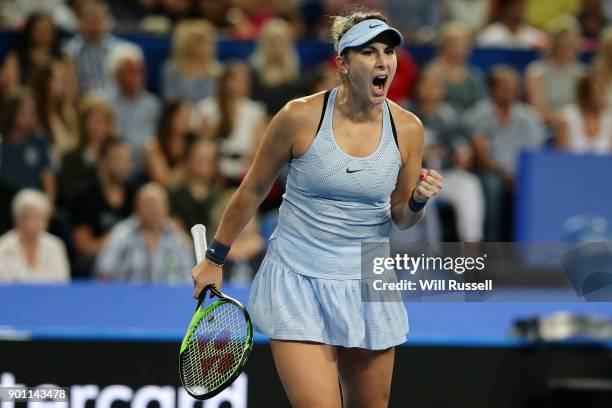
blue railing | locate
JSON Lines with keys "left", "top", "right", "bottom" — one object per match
{"left": 1, "top": 281, "right": 611, "bottom": 346}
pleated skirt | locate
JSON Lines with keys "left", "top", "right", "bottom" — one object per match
{"left": 248, "top": 243, "right": 409, "bottom": 350}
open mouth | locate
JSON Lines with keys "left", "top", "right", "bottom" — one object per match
{"left": 372, "top": 75, "right": 388, "bottom": 96}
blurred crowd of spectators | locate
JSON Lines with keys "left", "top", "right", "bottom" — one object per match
{"left": 0, "top": 0, "right": 610, "bottom": 284}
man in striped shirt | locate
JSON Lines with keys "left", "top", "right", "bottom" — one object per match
{"left": 63, "top": 0, "right": 131, "bottom": 96}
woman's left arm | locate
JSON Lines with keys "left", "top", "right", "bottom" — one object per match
{"left": 41, "top": 169, "right": 56, "bottom": 205}
{"left": 389, "top": 105, "right": 444, "bottom": 230}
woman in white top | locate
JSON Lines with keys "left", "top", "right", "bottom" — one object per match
{"left": 477, "top": 0, "right": 547, "bottom": 49}
{"left": 557, "top": 71, "right": 612, "bottom": 154}
{"left": 593, "top": 26, "right": 612, "bottom": 108}
{"left": 525, "top": 17, "right": 585, "bottom": 126}
{"left": 443, "top": 0, "right": 490, "bottom": 31}
{"left": 0, "top": 189, "right": 70, "bottom": 283}
{"left": 30, "top": 60, "right": 79, "bottom": 164}
{"left": 193, "top": 61, "right": 267, "bottom": 183}
{"left": 249, "top": 18, "right": 303, "bottom": 116}
{"left": 161, "top": 19, "right": 222, "bottom": 104}
{"left": 426, "top": 21, "right": 487, "bottom": 114}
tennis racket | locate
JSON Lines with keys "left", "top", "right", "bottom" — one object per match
{"left": 179, "top": 224, "right": 253, "bottom": 400}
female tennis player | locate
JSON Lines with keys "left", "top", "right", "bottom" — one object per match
{"left": 192, "top": 11, "right": 443, "bottom": 407}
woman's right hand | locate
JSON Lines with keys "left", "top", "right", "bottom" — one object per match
{"left": 192, "top": 260, "right": 223, "bottom": 299}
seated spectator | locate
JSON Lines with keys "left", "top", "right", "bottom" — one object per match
{"left": 161, "top": 19, "right": 222, "bottom": 104}
{"left": 207, "top": 187, "right": 234, "bottom": 242}
{"left": 95, "top": 182, "right": 193, "bottom": 284}
{"left": 0, "top": 0, "right": 77, "bottom": 30}
{"left": 556, "top": 70, "right": 612, "bottom": 154}
{"left": 442, "top": 0, "right": 490, "bottom": 31}
{"left": 31, "top": 61, "right": 79, "bottom": 163}
{"left": 386, "top": 48, "right": 419, "bottom": 104}
{"left": 578, "top": 0, "right": 609, "bottom": 51}
{"left": 224, "top": 0, "right": 303, "bottom": 40}
{"left": 71, "top": 138, "right": 134, "bottom": 277}
{"left": 203, "top": 186, "right": 265, "bottom": 282}
{"left": 467, "top": 65, "right": 545, "bottom": 241}
{"left": 169, "top": 137, "right": 218, "bottom": 237}
{"left": 302, "top": 63, "right": 339, "bottom": 94}
{"left": 383, "top": 0, "right": 442, "bottom": 43}
{"left": 158, "top": 0, "right": 193, "bottom": 24}
{"left": 0, "top": 13, "right": 63, "bottom": 98}
{"left": 193, "top": 61, "right": 267, "bottom": 184}
{"left": 593, "top": 26, "right": 612, "bottom": 107}
{"left": 145, "top": 100, "right": 192, "bottom": 189}
{"left": 437, "top": 140, "right": 485, "bottom": 242}
{"left": 192, "top": 0, "right": 234, "bottom": 32}
{"left": 57, "top": 96, "right": 116, "bottom": 208}
{"left": 103, "top": 42, "right": 161, "bottom": 169}
{"left": 106, "top": 0, "right": 160, "bottom": 32}
{"left": 63, "top": 0, "right": 131, "bottom": 95}
{"left": 249, "top": 18, "right": 303, "bottom": 116}
{"left": 0, "top": 90, "right": 55, "bottom": 230}
{"left": 0, "top": 189, "right": 69, "bottom": 283}
{"left": 407, "top": 66, "right": 484, "bottom": 242}
{"left": 427, "top": 21, "right": 486, "bottom": 114}
{"left": 525, "top": 17, "right": 585, "bottom": 126}
{"left": 477, "top": 0, "right": 547, "bottom": 49}
{"left": 406, "top": 67, "right": 463, "bottom": 169}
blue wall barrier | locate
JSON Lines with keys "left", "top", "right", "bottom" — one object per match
{"left": 1, "top": 282, "right": 611, "bottom": 345}
{"left": 516, "top": 151, "right": 612, "bottom": 242}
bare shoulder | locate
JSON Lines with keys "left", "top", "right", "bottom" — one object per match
{"left": 270, "top": 91, "right": 329, "bottom": 154}
{"left": 387, "top": 100, "right": 424, "bottom": 147}
{"left": 277, "top": 91, "right": 328, "bottom": 127}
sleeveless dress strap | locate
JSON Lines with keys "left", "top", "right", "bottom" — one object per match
{"left": 315, "top": 89, "right": 332, "bottom": 135}
{"left": 385, "top": 100, "right": 399, "bottom": 148}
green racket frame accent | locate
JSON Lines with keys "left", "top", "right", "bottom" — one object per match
{"left": 179, "top": 301, "right": 223, "bottom": 354}
{"left": 180, "top": 224, "right": 253, "bottom": 400}
{"left": 178, "top": 287, "right": 254, "bottom": 400}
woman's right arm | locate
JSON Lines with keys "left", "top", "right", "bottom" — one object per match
{"left": 554, "top": 117, "right": 570, "bottom": 150}
{"left": 191, "top": 100, "right": 300, "bottom": 298}
{"left": 525, "top": 63, "right": 557, "bottom": 125}
{"left": 0, "top": 53, "right": 19, "bottom": 95}
{"left": 144, "top": 142, "right": 183, "bottom": 188}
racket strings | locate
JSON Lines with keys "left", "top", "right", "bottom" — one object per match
{"left": 181, "top": 301, "right": 249, "bottom": 394}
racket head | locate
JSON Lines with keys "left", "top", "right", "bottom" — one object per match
{"left": 179, "top": 287, "right": 253, "bottom": 400}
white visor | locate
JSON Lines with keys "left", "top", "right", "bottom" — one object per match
{"left": 336, "top": 19, "right": 404, "bottom": 55}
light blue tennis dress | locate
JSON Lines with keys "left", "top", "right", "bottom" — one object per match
{"left": 248, "top": 87, "right": 409, "bottom": 349}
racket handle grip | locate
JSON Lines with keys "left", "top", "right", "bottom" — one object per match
{"left": 190, "top": 224, "right": 208, "bottom": 264}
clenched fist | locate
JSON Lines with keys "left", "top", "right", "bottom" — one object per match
{"left": 413, "top": 168, "right": 443, "bottom": 203}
